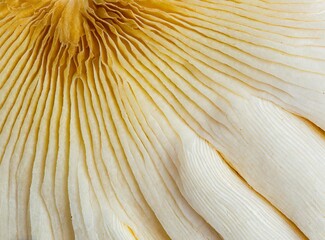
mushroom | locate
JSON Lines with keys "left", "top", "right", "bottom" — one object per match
{"left": 0, "top": 0, "right": 324, "bottom": 239}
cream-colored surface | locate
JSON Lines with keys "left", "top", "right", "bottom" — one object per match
{"left": 0, "top": 0, "right": 324, "bottom": 239}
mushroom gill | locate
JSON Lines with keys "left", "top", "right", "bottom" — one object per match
{"left": 0, "top": 0, "right": 325, "bottom": 239}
